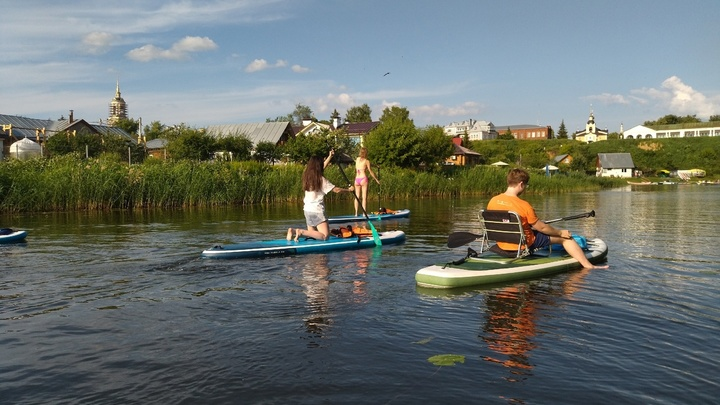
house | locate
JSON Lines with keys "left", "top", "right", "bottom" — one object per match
{"left": 554, "top": 153, "right": 573, "bottom": 165}
{"left": 293, "top": 110, "right": 381, "bottom": 145}
{"left": 145, "top": 138, "right": 169, "bottom": 159}
{"left": 573, "top": 111, "right": 608, "bottom": 143}
{"left": 205, "top": 122, "right": 295, "bottom": 147}
{"left": 339, "top": 121, "right": 380, "bottom": 145}
{"left": 444, "top": 119, "right": 497, "bottom": 141}
{"left": 496, "top": 124, "right": 551, "bottom": 140}
{"left": 1, "top": 111, "right": 135, "bottom": 158}
{"left": 596, "top": 153, "right": 635, "bottom": 178}
{"left": 294, "top": 120, "right": 331, "bottom": 137}
{"left": 445, "top": 138, "right": 482, "bottom": 166}
{"left": 622, "top": 122, "right": 720, "bottom": 139}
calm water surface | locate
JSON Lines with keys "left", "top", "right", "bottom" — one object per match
{"left": 1, "top": 186, "right": 719, "bottom": 404}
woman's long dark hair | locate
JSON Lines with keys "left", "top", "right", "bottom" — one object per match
{"left": 302, "top": 156, "right": 324, "bottom": 191}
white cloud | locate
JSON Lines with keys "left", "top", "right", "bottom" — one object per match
{"left": 291, "top": 64, "right": 310, "bottom": 73}
{"left": 313, "top": 93, "right": 356, "bottom": 116}
{"left": 631, "top": 76, "right": 719, "bottom": 118}
{"left": 412, "top": 101, "right": 484, "bottom": 123}
{"left": 244, "top": 59, "right": 290, "bottom": 73}
{"left": 584, "top": 93, "right": 630, "bottom": 105}
{"left": 126, "top": 36, "right": 217, "bottom": 62}
{"left": 82, "top": 32, "right": 118, "bottom": 55}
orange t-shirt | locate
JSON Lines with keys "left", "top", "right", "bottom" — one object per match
{"left": 486, "top": 194, "right": 539, "bottom": 249}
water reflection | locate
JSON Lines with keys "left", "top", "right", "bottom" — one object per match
{"left": 301, "top": 254, "right": 331, "bottom": 345}
{"left": 299, "top": 248, "right": 378, "bottom": 348}
{"left": 338, "top": 248, "right": 380, "bottom": 304}
{"left": 481, "top": 268, "right": 592, "bottom": 383}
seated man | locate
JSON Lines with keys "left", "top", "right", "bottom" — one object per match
{"left": 487, "top": 168, "right": 608, "bottom": 269}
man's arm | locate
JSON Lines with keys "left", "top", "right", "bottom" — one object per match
{"left": 531, "top": 220, "right": 571, "bottom": 239}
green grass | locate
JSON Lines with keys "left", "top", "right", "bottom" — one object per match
{"left": 0, "top": 156, "right": 626, "bottom": 213}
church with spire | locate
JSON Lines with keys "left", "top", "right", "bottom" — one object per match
{"left": 573, "top": 110, "right": 608, "bottom": 143}
{"left": 108, "top": 80, "right": 128, "bottom": 125}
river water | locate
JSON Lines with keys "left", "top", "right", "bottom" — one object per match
{"left": 1, "top": 185, "right": 719, "bottom": 404}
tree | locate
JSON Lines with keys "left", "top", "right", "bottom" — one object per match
{"left": 462, "top": 132, "right": 470, "bottom": 148}
{"left": 45, "top": 126, "right": 143, "bottom": 161}
{"left": 345, "top": 104, "right": 372, "bottom": 123}
{"left": 644, "top": 114, "right": 701, "bottom": 126}
{"left": 709, "top": 114, "right": 720, "bottom": 122}
{"left": 215, "top": 134, "right": 253, "bottom": 161}
{"left": 365, "top": 106, "right": 421, "bottom": 168}
{"left": 165, "top": 125, "right": 216, "bottom": 161}
{"left": 266, "top": 103, "right": 314, "bottom": 125}
{"left": 547, "top": 126, "right": 555, "bottom": 139}
{"left": 283, "top": 132, "right": 330, "bottom": 164}
{"left": 114, "top": 117, "right": 140, "bottom": 136}
{"left": 497, "top": 127, "right": 514, "bottom": 140}
{"left": 557, "top": 120, "right": 568, "bottom": 139}
{"left": 417, "top": 125, "right": 455, "bottom": 170}
{"left": 253, "top": 141, "right": 282, "bottom": 164}
{"left": 46, "top": 130, "right": 102, "bottom": 157}
{"left": 143, "top": 121, "right": 166, "bottom": 141}
{"left": 266, "top": 114, "right": 293, "bottom": 123}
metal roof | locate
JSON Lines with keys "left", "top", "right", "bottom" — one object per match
{"left": 145, "top": 138, "right": 168, "bottom": 149}
{"left": 0, "top": 114, "right": 57, "bottom": 141}
{"left": 597, "top": 153, "right": 635, "bottom": 168}
{"left": 1, "top": 114, "right": 134, "bottom": 142}
{"left": 205, "top": 122, "right": 293, "bottom": 145}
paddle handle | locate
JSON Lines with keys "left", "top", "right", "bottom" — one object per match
{"left": 545, "top": 210, "right": 595, "bottom": 224}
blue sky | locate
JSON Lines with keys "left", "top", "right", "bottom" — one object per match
{"left": 2, "top": 0, "right": 719, "bottom": 134}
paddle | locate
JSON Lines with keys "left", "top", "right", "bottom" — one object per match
{"left": 334, "top": 153, "right": 382, "bottom": 246}
{"left": 447, "top": 210, "right": 596, "bottom": 248}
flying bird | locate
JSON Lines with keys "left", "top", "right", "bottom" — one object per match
{"left": 383, "top": 72, "right": 390, "bottom": 76}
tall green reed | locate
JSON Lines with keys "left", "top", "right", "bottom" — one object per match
{"left": 0, "top": 156, "right": 624, "bottom": 213}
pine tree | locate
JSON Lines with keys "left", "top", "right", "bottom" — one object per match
{"left": 558, "top": 120, "right": 568, "bottom": 139}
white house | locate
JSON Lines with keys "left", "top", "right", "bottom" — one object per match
{"left": 623, "top": 122, "right": 720, "bottom": 139}
{"left": 444, "top": 119, "right": 497, "bottom": 141}
{"left": 596, "top": 153, "right": 635, "bottom": 178}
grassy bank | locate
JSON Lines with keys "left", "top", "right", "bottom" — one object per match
{"left": 0, "top": 155, "right": 625, "bottom": 212}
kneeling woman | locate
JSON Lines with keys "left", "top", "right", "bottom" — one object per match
{"left": 288, "top": 150, "right": 354, "bottom": 241}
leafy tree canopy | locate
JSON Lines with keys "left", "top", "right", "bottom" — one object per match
{"left": 366, "top": 106, "right": 421, "bottom": 168}
{"left": 497, "top": 128, "right": 514, "bottom": 140}
{"left": 114, "top": 117, "right": 140, "bottom": 136}
{"left": 417, "top": 125, "right": 455, "bottom": 170}
{"left": 215, "top": 134, "right": 253, "bottom": 161}
{"left": 253, "top": 141, "right": 282, "bottom": 164}
{"left": 143, "top": 120, "right": 166, "bottom": 141}
{"left": 165, "top": 125, "right": 216, "bottom": 161}
{"left": 345, "top": 104, "right": 372, "bottom": 123}
{"left": 267, "top": 103, "right": 314, "bottom": 125}
{"left": 644, "top": 114, "right": 701, "bottom": 126}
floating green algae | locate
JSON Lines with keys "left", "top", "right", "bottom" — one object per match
{"left": 428, "top": 354, "right": 465, "bottom": 366}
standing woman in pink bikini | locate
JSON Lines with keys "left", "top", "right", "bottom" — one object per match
{"left": 353, "top": 147, "right": 380, "bottom": 216}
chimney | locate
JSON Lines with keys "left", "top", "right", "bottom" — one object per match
{"left": 69, "top": 110, "right": 74, "bottom": 123}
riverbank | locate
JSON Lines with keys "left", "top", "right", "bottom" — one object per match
{"left": 0, "top": 155, "right": 625, "bottom": 212}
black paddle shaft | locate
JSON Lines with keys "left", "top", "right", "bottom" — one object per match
{"left": 545, "top": 210, "right": 595, "bottom": 224}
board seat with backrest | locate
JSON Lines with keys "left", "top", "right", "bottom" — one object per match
{"left": 478, "top": 210, "right": 532, "bottom": 258}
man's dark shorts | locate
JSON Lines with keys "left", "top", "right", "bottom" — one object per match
{"left": 529, "top": 231, "right": 551, "bottom": 250}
